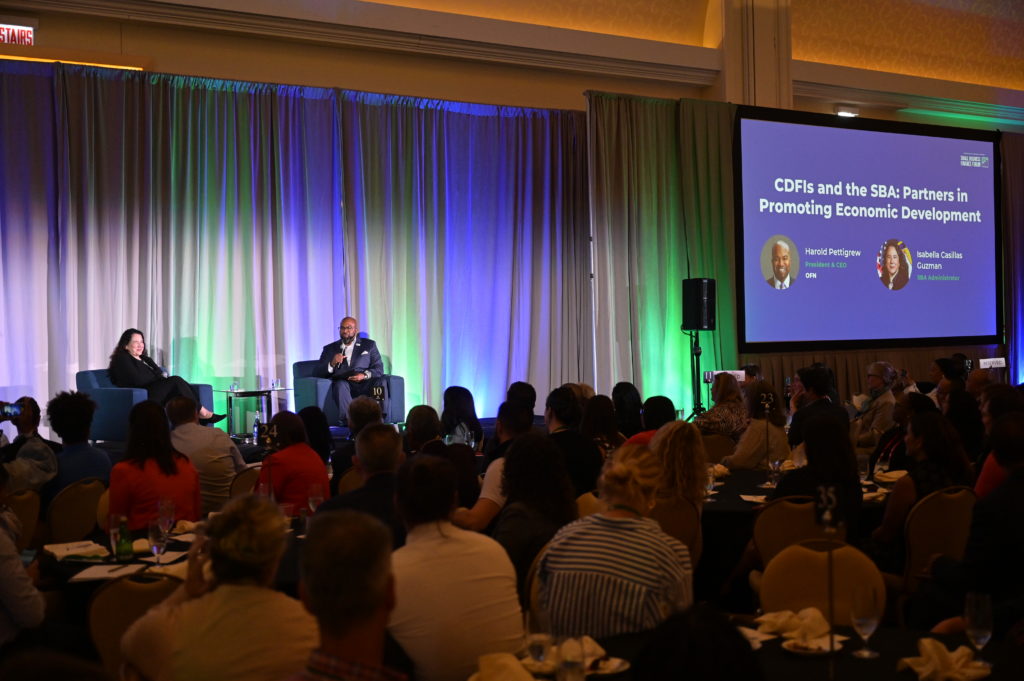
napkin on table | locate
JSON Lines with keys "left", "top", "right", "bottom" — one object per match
{"left": 897, "top": 637, "right": 991, "bottom": 681}
{"left": 43, "top": 541, "right": 109, "bottom": 560}
{"left": 737, "top": 626, "right": 776, "bottom": 650}
{"left": 756, "top": 607, "right": 847, "bottom": 650}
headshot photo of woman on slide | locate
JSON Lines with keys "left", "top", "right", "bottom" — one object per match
{"left": 878, "top": 239, "right": 911, "bottom": 291}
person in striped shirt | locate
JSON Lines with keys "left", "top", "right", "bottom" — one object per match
{"left": 538, "top": 444, "right": 693, "bottom": 638}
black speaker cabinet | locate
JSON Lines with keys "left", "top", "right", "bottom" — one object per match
{"left": 682, "top": 278, "right": 716, "bottom": 331}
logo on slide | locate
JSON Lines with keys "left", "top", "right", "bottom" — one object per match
{"left": 960, "top": 152, "right": 989, "bottom": 168}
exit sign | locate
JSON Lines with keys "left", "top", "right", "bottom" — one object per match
{"left": 0, "top": 23, "right": 33, "bottom": 46}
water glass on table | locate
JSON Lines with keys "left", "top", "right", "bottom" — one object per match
{"left": 308, "top": 484, "right": 324, "bottom": 514}
{"left": 157, "top": 498, "right": 175, "bottom": 536}
{"left": 850, "top": 586, "right": 880, "bottom": 659}
{"left": 965, "top": 592, "right": 993, "bottom": 667}
{"left": 148, "top": 521, "right": 168, "bottom": 567}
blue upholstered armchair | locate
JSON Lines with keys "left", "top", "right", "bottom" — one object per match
{"left": 292, "top": 361, "right": 405, "bottom": 425}
{"left": 75, "top": 369, "right": 213, "bottom": 442}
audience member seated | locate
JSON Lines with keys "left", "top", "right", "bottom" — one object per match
{"left": 440, "top": 386, "right": 483, "bottom": 449}
{"left": 317, "top": 423, "right": 406, "bottom": 548}
{"left": 0, "top": 464, "right": 44, "bottom": 649}
{"left": 905, "top": 357, "right": 957, "bottom": 405}
{"left": 740, "top": 364, "right": 762, "bottom": 387}
{"left": 166, "top": 397, "right": 246, "bottom": 515}
{"left": 491, "top": 432, "right": 576, "bottom": 603}
{"left": 258, "top": 411, "right": 330, "bottom": 513}
{"left": 0, "top": 397, "right": 59, "bottom": 494}
{"left": 722, "top": 381, "right": 789, "bottom": 470}
{"left": 966, "top": 368, "right": 995, "bottom": 400}
{"left": 580, "top": 394, "right": 626, "bottom": 459}
{"left": 942, "top": 386, "right": 985, "bottom": 462}
{"left": 388, "top": 455, "right": 523, "bottom": 681}
{"left": 923, "top": 413, "right": 1024, "bottom": 639}
{"left": 329, "top": 396, "right": 382, "bottom": 496}
{"left": 649, "top": 421, "right": 707, "bottom": 506}
{"left": 545, "top": 387, "right": 603, "bottom": 496}
{"left": 291, "top": 510, "right": 403, "bottom": 681}
{"left": 481, "top": 381, "right": 538, "bottom": 468}
{"left": 869, "top": 392, "right": 938, "bottom": 475}
{"left": 694, "top": 373, "right": 749, "bottom": 442}
{"left": 420, "top": 438, "right": 480, "bottom": 509}
{"left": 40, "top": 391, "right": 111, "bottom": 508}
{"left": 974, "top": 383, "right": 1024, "bottom": 499}
{"left": 107, "top": 328, "right": 222, "bottom": 423}
{"left": 632, "top": 604, "right": 764, "bottom": 681}
{"left": 612, "top": 382, "right": 644, "bottom": 439}
{"left": 404, "top": 405, "right": 442, "bottom": 456}
{"left": 869, "top": 410, "right": 974, "bottom": 571}
{"left": 770, "top": 411, "right": 862, "bottom": 534}
{"left": 787, "top": 366, "right": 849, "bottom": 450}
{"left": 109, "top": 401, "right": 200, "bottom": 532}
{"left": 452, "top": 401, "right": 533, "bottom": 532}
{"left": 624, "top": 395, "right": 677, "bottom": 446}
{"left": 851, "top": 361, "right": 897, "bottom": 452}
{"left": 539, "top": 444, "right": 693, "bottom": 638}
{"left": 298, "top": 406, "right": 334, "bottom": 464}
{"left": 122, "top": 495, "right": 318, "bottom": 680}
{"left": 562, "top": 382, "right": 595, "bottom": 417}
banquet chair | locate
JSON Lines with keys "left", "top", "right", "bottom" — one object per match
{"left": 889, "top": 485, "right": 976, "bottom": 596}
{"left": 760, "top": 539, "right": 885, "bottom": 626}
{"left": 650, "top": 497, "right": 703, "bottom": 567}
{"left": 89, "top": 573, "right": 182, "bottom": 678}
{"left": 76, "top": 369, "right": 213, "bottom": 442}
{"left": 47, "top": 477, "right": 106, "bottom": 543}
{"left": 748, "top": 495, "right": 847, "bottom": 594}
{"left": 6, "top": 489, "right": 40, "bottom": 551}
{"left": 576, "top": 492, "right": 605, "bottom": 518}
{"left": 702, "top": 433, "right": 735, "bottom": 464}
{"left": 96, "top": 489, "right": 110, "bottom": 531}
{"left": 229, "top": 465, "right": 262, "bottom": 498}
{"left": 292, "top": 359, "right": 405, "bottom": 424}
{"left": 335, "top": 467, "right": 365, "bottom": 495}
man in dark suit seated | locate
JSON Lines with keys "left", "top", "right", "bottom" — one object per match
{"left": 787, "top": 365, "right": 849, "bottom": 449}
{"left": 317, "top": 317, "right": 384, "bottom": 426}
{"left": 317, "top": 423, "right": 406, "bottom": 548}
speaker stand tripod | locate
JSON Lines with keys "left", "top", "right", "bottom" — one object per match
{"left": 684, "top": 330, "right": 707, "bottom": 421}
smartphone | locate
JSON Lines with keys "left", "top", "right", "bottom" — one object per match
{"left": 0, "top": 403, "right": 22, "bottom": 418}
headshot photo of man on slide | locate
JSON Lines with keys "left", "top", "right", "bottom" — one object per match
{"left": 878, "top": 238, "right": 912, "bottom": 291}
{"left": 763, "top": 235, "right": 798, "bottom": 290}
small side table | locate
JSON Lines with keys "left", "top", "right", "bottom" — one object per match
{"left": 216, "top": 387, "right": 292, "bottom": 437}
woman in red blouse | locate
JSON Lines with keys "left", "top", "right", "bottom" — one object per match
{"left": 109, "top": 400, "right": 200, "bottom": 531}
{"left": 258, "top": 411, "right": 330, "bottom": 513}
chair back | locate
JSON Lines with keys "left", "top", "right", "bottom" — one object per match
{"left": 6, "top": 489, "right": 40, "bottom": 551}
{"left": 903, "top": 486, "right": 976, "bottom": 592}
{"left": 650, "top": 496, "right": 703, "bottom": 567}
{"left": 229, "top": 465, "right": 262, "bottom": 498}
{"left": 753, "top": 495, "right": 846, "bottom": 566}
{"left": 76, "top": 369, "right": 115, "bottom": 390}
{"left": 702, "top": 433, "right": 735, "bottom": 464}
{"left": 89, "top": 573, "right": 182, "bottom": 677}
{"left": 48, "top": 477, "right": 106, "bottom": 543}
{"left": 760, "top": 539, "right": 885, "bottom": 626}
{"left": 575, "top": 492, "right": 605, "bottom": 518}
{"left": 191, "top": 447, "right": 236, "bottom": 515}
{"left": 335, "top": 467, "right": 365, "bottom": 495}
{"left": 96, "top": 489, "right": 110, "bottom": 531}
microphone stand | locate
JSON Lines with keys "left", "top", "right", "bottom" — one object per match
{"left": 684, "top": 330, "right": 706, "bottom": 421}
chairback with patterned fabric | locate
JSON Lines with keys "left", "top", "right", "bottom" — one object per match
{"left": 95, "top": 489, "right": 110, "bottom": 531}
{"left": 89, "top": 573, "right": 182, "bottom": 677}
{"left": 334, "top": 467, "right": 365, "bottom": 495}
{"left": 524, "top": 541, "right": 552, "bottom": 634}
{"left": 760, "top": 539, "right": 885, "bottom": 626}
{"left": 650, "top": 496, "right": 703, "bottom": 567}
{"left": 6, "top": 489, "right": 40, "bottom": 551}
{"left": 902, "top": 486, "right": 976, "bottom": 593}
{"left": 753, "top": 495, "right": 847, "bottom": 566}
{"left": 48, "top": 477, "right": 105, "bottom": 543}
{"left": 228, "top": 465, "right": 262, "bottom": 498}
{"left": 575, "top": 492, "right": 606, "bottom": 518}
{"left": 701, "top": 433, "right": 735, "bottom": 464}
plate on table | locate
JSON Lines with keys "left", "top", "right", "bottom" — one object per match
{"left": 780, "top": 637, "right": 844, "bottom": 656}
{"left": 588, "top": 657, "right": 630, "bottom": 675}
